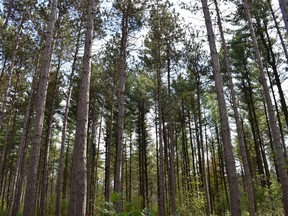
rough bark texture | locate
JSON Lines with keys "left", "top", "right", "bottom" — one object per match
{"left": 214, "top": 0, "right": 255, "bottom": 214}
{"left": 68, "top": 0, "right": 95, "bottom": 215}
{"left": 55, "top": 25, "right": 80, "bottom": 216}
{"left": 243, "top": 1, "right": 288, "bottom": 214}
{"left": 114, "top": 1, "right": 129, "bottom": 212}
{"left": 200, "top": 0, "right": 242, "bottom": 215}
{"left": 22, "top": 0, "right": 57, "bottom": 215}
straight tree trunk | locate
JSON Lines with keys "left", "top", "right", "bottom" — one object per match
{"left": 55, "top": 24, "right": 81, "bottom": 216}
{"left": 261, "top": 19, "right": 288, "bottom": 128}
{"left": 39, "top": 54, "right": 61, "bottom": 216}
{"left": 62, "top": 134, "right": 71, "bottom": 200}
{"left": 39, "top": 106, "right": 54, "bottom": 216}
{"left": 215, "top": 123, "right": 230, "bottom": 213}
{"left": 156, "top": 49, "right": 165, "bottom": 216}
{"left": 22, "top": 0, "right": 57, "bottom": 215}
{"left": 10, "top": 60, "right": 40, "bottom": 216}
{"left": 105, "top": 108, "right": 113, "bottom": 204}
{"left": 243, "top": 0, "right": 288, "bottom": 214}
{"left": 114, "top": 1, "right": 130, "bottom": 212}
{"left": 200, "top": 0, "right": 242, "bottom": 214}
{"left": 267, "top": 0, "right": 288, "bottom": 63}
{"left": 267, "top": 70, "right": 287, "bottom": 157}
{"left": 241, "top": 71, "right": 267, "bottom": 185}
{"left": 188, "top": 112, "right": 197, "bottom": 182}
{"left": 213, "top": 0, "right": 255, "bottom": 214}
{"left": 68, "top": 0, "right": 95, "bottom": 215}
{"left": 166, "top": 49, "right": 176, "bottom": 216}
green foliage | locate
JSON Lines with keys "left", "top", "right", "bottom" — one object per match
{"left": 254, "top": 179, "right": 284, "bottom": 215}
{"left": 96, "top": 193, "right": 155, "bottom": 216}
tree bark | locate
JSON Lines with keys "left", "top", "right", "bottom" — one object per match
{"left": 10, "top": 60, "right": 39, "bottom": 216}
{"left": 166, "top": 47, "right": 176, "bottom": 216}
{"left": 22, "top": 0, "right": 57, "bottom": 214}
{"left": 55, "top": 23, "right": 81, "bottom": 216}
{"left": 39, "top": 54, "right": 61, "bottom": 216}
{"left": 214, "top": 0, "right": 255, "bottom": 214}
{"left": 68, "top": 0, "right": 95, "bottom": 215}
{"left": 200, "top": 0, "right": 242, "bottom": 214}
{"left": 267, "top": 0, "right": 288, "bottom": 63}
{"left": 114, "top": 1, "right": 130, "bottom": 212}
{"left": 243, "top": 0, "right": 288, "bottom": 214}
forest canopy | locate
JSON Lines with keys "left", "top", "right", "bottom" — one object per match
{"left": 0, "top": 0, "right": 287, "bottom": 215}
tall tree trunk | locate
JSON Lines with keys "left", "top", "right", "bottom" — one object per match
{"left": 94, "top": 109, "right": 103, "bottom": 207}
{"left": 214, "top": 0, "right": 255, "bottom": 214}
{"left": 55, "top": 25, "right": 81, "bottom": 216}
{"left": 22, "top": 0, "right": 57, "bottom": 214}
{"left": 166, "top": 48, "right": 176, "bottom": 216}
{"left": 10, "top": 61, "right": 39, "bottom": 216}
{"left": 200, "top": 0, "right": 242, "bottom": 215}
{"left": 39, "top": 107, "right": 54, "bottom": 216}
{"left": 242, "top": 71, "right": 267, "bottom": 186}
{"left": 267, "top": 70, "right": 287, "bottom": 157}
{"left": 62, "top": 134, "right": 71, "bottom": 200}
{"left": 243, "top": 0, "right": 288, "bottom": 214}
{"left": 197, "top": 80, "right": 211, "bottom": 215}
{"left": 39, "top": 54, "right": 61, "bottom": 216}
{"left": 68, "top": 0, "right": 95, "bottom": 215}
{"left": 114, "top": 1, "right": 130, "bottom": 212}
{"left": 215, "top": 122, "right": 230, "bottom": 213}
{"left": 87, "top": 106, "right": 98, "bottom": 215}
{"left": 255, "top": 15, "right": 288, "bottom": 131}
{"left": 105, "top": 108, "right": 113, "bottom": 204}
{"left": 267, "top": 0, "right": 288, "bottom": 63}
{"left": 188, "top": 111, "right": 197, "bottom": 182}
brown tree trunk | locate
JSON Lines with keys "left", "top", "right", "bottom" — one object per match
{"left": 241, "top": 71, "right": 267, "bottom": 186}
{"left": 10, "top": 62, "right": 39, "bottom": 216}
{"left": 114, "top": 1, "right": 130, "bottom": 212}
{"left": 68, "top": 0, "right": 95, "bottom": 215}
{"left": 55, "top": 24, "right": 81, "bottom": 216}
{"left": 39, "top": 108, "right": 54, "bottom": 216}
{"left": 105, "top": 109, "right": 113, "bottom": 204}
{"left": 255, "top": 16, "right": 288, "bottom": 131}
{"left": 267, "top": 70, "right": 287, "bottom": 157}
{"left": 166, "top": 49, "right": 176, "bottom": 216}
{"left": 214, "top": 0, "right": 255, "bottom": 214}
{"left": 243, "top": 0, "right": 288, "bottom": 214}
{"left": 267, "top": 0, "right": 288, "bottom": 63}
{"left": 39, "top": 54, "right": 61, "bottom": 216}
{"left": 156, "top": 49, "right": 165, "bottom": 215}
{"left": 22, "top": 0, "right": 57, "bottom": 214}
{"left": 200, "top": 0, "right": 242, "bottom": 214}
